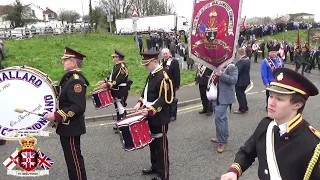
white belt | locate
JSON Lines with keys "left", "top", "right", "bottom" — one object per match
{"left": 151, "top": 133, "right": 163, "bottom": 138}
{"left": 145, "top": 101, "right": 154, "bottom": 108}
{"left": 119, "top": 83, "right": 127, "bottom": 86}
{"left": 266, "top": 121, "right": 282, "bottom": 180}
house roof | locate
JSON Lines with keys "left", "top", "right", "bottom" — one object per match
{"left": 289, "top": 13, "right": 314, "bottom": 16}
{"left": 0, "top": 5, "right": 9, "bottom": 15}
{"left": 43, "top": 8, "right": 56, "bottom": 14}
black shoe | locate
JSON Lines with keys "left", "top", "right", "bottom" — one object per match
{"left": 113, "top": 126, "right": 118, "bottom": 130}
{"left": 206, "top": 112, "right": 213, "bottom": 116}
{"left": 199, "top": 110, "right": 207, "bottom": 114}
{"left": 142, "top": 168, "right": 157, "bottom": 175}
{"left": 0, "top": 140, "right": 6, "bottom": 145}
{"left": 170, "top": 117, "right": 176, "bottom": 121}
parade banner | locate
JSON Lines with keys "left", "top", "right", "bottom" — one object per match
{"left": 309, "top": 28, "right": 320, "bottom": 45}
{"left": 189, "top": 0, "right": 243, "bottom": 70}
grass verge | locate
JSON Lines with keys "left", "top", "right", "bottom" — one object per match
{"left": 2, "top": 33, "right": 196, "bottom": 95}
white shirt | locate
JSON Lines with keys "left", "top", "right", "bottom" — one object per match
{"left": 278, "top": 123, "right": 288, "bottom": 136}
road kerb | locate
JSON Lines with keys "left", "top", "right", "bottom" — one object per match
{"left": 85, "top": 98, "right": 201, "bottom": 122}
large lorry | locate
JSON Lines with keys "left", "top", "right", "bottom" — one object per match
{"left": 115, "top": 14, "right": 189, "bottom": 35}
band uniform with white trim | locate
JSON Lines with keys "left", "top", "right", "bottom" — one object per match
{"left": 228, "top": 115, "right": 320, "bottom": 180}
{"left": 105, "top": 49, "right": 129, "bottom": 124}
{"left": 227, "top": 68, "right": 320, "bottom": 180}
{"left": 137, "top": 50, "right": 174, "bottom": 180}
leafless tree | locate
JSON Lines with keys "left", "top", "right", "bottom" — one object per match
{"left": 57, "top": 8, "right": 69, "bottom": 24}
{"left": 66, "top": 10, "right": 81, "bottom": 23}
{"left": 99, "top": 0, "right": 174, "bottom": 19}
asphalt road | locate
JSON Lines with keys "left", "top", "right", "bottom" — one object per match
{"left": 1, "top": 63, "right": 320, "bottom": 180}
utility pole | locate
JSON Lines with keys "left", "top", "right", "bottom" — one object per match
{"left": 81, "top": 0, "right": 85, "bottom": 25}
{"left": 108, "top": 7, "right": 112, "bottom": 33}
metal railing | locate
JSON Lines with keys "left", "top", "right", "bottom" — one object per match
{"left": 0, "top": 27, "right": 93, "bottom": 40}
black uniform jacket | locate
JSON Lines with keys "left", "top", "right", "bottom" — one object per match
{"left": 106, "top": 62, "right": 128, "bottom": 98}
{"left": 54, "top": 69, "right": 89, "bottom": 137}
{"left": 229, "top": 114, "right": 320, "bottom": 180}
{"left": 138, "top": 65, "right": 174, "bottom": 127}
{"left": 162, "top": 58, "right": 180, "bottom": 90}
{"left": 195, "top": 65, "right": 213, "bottom": 86}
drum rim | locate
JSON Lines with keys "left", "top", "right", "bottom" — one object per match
{"left": 1, "top": 66, "right": 58, "bottom": 98}
{"left": 116, "top": 115, "right": 145, "bottom": 126}
{"left": 0, "top": 66, "right": 58, "bottom": 140}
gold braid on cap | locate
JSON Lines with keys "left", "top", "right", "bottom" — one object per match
{"left": 303, "top": 143, "right": 320, "bottom": 180}
{"left": 158, "top": 71, "right": 173, "bottom": 104}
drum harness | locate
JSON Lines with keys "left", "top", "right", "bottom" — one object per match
{"left": 142, "top": 82, "right": 162, "bottom": 139}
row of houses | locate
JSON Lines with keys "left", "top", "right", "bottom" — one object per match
{"left": 0, "top": 3, "right": 58, "bottom": 29}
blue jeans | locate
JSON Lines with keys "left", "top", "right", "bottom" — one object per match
{"left": 212, "top": 101, "right": 229, "bottom": 144}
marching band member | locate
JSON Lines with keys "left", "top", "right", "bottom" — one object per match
{"left": 44, "top": 47, "right": 89, "bottom": 180}
{"left": 134, "top": 50, "right": 174, "bottom": 180}
{"left": 99, "top": 49, "right": 129, "bottom": 132}
{"left": 261, "top": 43, "right": 284, "bottom": 111}
{"left": 161, "top": 48, "right": 180, "bottom": 121}
{"left": 221, "top": 68, "right": 320, "bottom": 180}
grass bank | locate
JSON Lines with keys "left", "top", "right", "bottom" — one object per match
{"left": 2, "top": 33, "right": 195, "bottom": 95}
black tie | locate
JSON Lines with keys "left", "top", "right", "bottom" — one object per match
{"left": 273, "top": 125, "right": 280, "bottom": 137}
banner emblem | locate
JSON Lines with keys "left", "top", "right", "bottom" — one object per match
{"left": 189, "top": 0, "right": 243, "bottom": 70}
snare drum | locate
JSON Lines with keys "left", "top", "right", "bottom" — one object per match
{"left": 116, "top": 114, "right": 153, "bottom": 151}
{"left": 0, "top": 66, "right": 58, "bottom": 140}
{"left": 91, "top": 89, "right": 113, "bottom": 109}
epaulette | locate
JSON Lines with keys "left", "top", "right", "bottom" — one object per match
{"left": 309, "top": 125, "right": 320, "bottom": 139}
{"left": 120, "top": 64, "right": 128, "bottom": 75}
{"left": 73, "top": 73, "right": 79, "bottom": 80}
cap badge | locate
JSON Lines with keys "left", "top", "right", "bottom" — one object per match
{"left": 277, "top": 72, "right": 284, "bottom": 81}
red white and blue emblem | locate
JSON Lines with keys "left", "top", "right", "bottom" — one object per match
{"left": 18, "top": 148, "right": 38, "bottom": 171}
{"left": 38, "top": 151, "right": 54, "bottom": 170}
{"left": 3, "top": 135, "right": 54, "bottom": 177}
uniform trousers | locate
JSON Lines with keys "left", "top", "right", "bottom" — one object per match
{"left": 149, "top": 124, "right": 169, "bottom": 180}
{"left": 60, "top": 136, "right": 87, "bottom": 180}
{"left": 169, "top": 91, "right": 178, "bottom": 119}
{"left": 113, "top": 96, "right": 126, "bottom": 120}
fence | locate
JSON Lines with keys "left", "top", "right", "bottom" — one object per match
{"left": 0, "top": 26, "right": 93, "bottom": 40}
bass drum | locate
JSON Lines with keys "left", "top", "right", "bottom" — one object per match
{"left": 0, "top": 65, "right": 58, "bottom": 140}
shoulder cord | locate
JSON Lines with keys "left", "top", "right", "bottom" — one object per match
{"left": 303, "top": 143, "right": 320, "bottom": 180}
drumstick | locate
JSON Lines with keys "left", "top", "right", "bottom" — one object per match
{"left": 126, "top": 108, "right": 140, "bottom": 112}
{"left": 14, "top": 106, "right": 44, "bottom": 117}
{"left": 126, "top": 110, "right": 143, "bottom": 117}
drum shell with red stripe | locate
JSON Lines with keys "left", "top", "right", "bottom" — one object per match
{"left": 91, "top": 89, "right": 113, "bottom": 109}
{"left": 116, "top": 114, "right": 153, "bottom": 151}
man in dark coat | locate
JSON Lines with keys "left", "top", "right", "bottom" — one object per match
{"left": 233, "top": 48, "right": 251, "bottom": 114}
{"left": 161, "top": 48, "right": 180, "bottom": 121}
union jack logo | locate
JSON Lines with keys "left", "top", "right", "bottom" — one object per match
{"left": 37, "top": 151, "right": 54, "bottom": 170}
{"left": 19, "top": 149, "right": 37, "bottom": 171}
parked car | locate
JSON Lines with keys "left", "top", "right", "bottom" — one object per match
{"left": 0, "top": 39, "right": 5, "bottom": 62}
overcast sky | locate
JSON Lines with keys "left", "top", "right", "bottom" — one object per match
{"left": 1, "top": 0, "right": 319, "bottom": 21}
